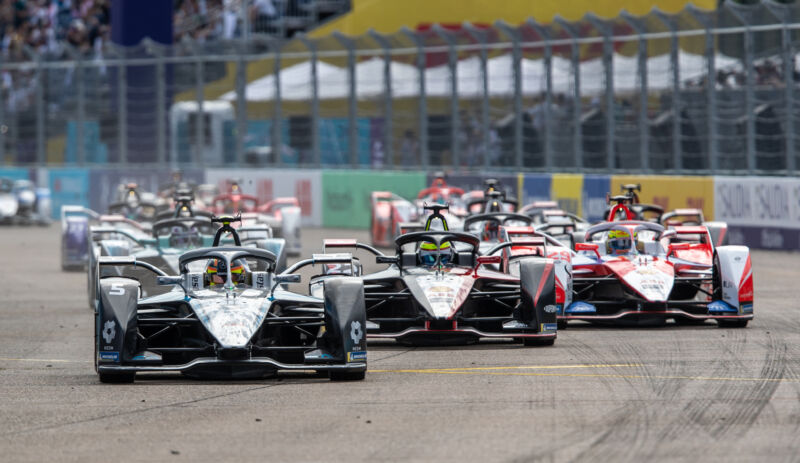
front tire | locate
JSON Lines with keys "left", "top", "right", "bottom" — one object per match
{"left": 329, "top": 370, "right": 366, "bottom": 381}
{"left": 98, "top": 372, "right": 135, "bottom": 383}
{"left": 523, "top": 337, "right": 555, "bottom": 347}
{"left": 718, "top": 319, "right": 749, "bottom": 328}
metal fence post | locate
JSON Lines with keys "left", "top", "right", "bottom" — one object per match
{"left": 496, "top": 21, "right": 522, "bottom": 169}
{"left": 65, "top": 44, "right": 85, "bottom": 165}
{"left": 26, "top": 46, "right": 46, "bottom": 165}
{"left": 587, "top": 15, "right": 615, "bottom": 170}
{"left": 655, "top": 11, "right": 681, "bottom": 171}
{"left": 113, "top": 46, "right": 128, "bottom": 165}
{"left": 152, "top": 42, "right": 167, "bottom": 166}
{"left": 192, "top": 41, "right": 205, "bottom": 166}
{"left": 765, "top": 1, "right": 795, "bottom": 172}
{"left": 688, "top": 6, "right": 717, "bottom": 172}
{"left": 433, "top": 25, "right": 459, "bottom": 168}
{"left": 555, "top": 16, "right": 582, "bottom": 170}
{"left": 334, "top": 32, "right": 358, "bottom": 168}
{"left": 298, "top": 35, "right": 320, "bottom": 166}
{"left": 369, "top": 29, "right": 393, "bottom": 168}
{"left": 235, "top": 43, "right": 247, "bottom": 166}
{"left": 527, "top": 19, "right": 553, "bottom": 171}
{"left": 402, "top": 27, "right": 428, "bottom": 169}
{"left": 273, "top": 43, "right": 283, "bottom": 167}
{"left": 463, "top": 22, "right": 490, "bottom": 170}
{"left": 0, "top": 57, "right": 4, "bottom": 163}
{"left": 621, "top": 12, "right": 649, "bottom": 171}
{"left": 727, "top": 4, "right": 755, "bottom": 173}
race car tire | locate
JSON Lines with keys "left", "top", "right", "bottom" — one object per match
{"left": 523, "top": 337, "right": 555, "bottom": 347}
{"left": 673, "top": 317, "right": 706, "bottom": 326}
{"left": 329, "top": 370, "right": 366, "bottom": 381}
{"left": 98, "top": 372, "right": 135, "bottom": 383}
{"left": 717, "top": 319, "right": 749, "bottom": 328}
{"left": 557, "top": 319, "right": 568, "bottom": 330}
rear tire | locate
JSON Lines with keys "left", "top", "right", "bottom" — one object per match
{"left": 98, "top": 372, "right": 135, "bottom": 383}
{"left": 557, "top": 319, "right": 568, "bottom": 330}
{"left": 523, "top": 337, "right": 555, "bottom": 347}
{"left": 674, "top": 317, "right": 706, "bottom": 326}
{"left": 718, "top": 319, "right": 749, "bottom": 328}
{"left": 329, "top": 370, "right": 366, "bottom": 381}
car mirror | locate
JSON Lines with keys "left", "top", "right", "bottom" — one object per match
{"left": 376, "top": 255, "right": 399, "bottom": 265}
{"left": 667, "top": 242, "right": 690, "bottom": 256}
{"left": 156, "top": 276, "right": 182, "bottom": 286}
{"left": 275, "top": 274, "right": 301, "bottom": 284}
{"left": 476, "top": 255, "right": 501, "bottom": 267}
{"left": 575, "top": 242, "right": 601, "bottom": 257}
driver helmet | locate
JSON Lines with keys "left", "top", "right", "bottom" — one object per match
{"left": 205, "top": 258, "right": 246, "bottom": 286}
{"left": 419, "top": 241, "right": 453, "bottom": 266}
{"left": 606, "top": 229, "right": 633, "bottom": 255}
{"left": 483, "top": 220, "right": 500, "bottom": 241}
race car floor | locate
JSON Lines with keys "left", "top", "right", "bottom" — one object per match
{"left": 1, "top": 226, "right": 800, "bottom": 462}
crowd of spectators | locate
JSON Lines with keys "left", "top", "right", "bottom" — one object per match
{"left": 0, "top": 0, "right": 110, "bottom": 59}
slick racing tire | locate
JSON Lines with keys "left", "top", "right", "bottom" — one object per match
{"left": 717, "top": 319, "right": 749, "bottom": 328}
{"left": 557, "top": 319, "right": 568, "bottom": 330}
{"left": 329, "top": 370, "right": 366, "bottom": 381}
{"left": 98, "top": 372, "right": 135, "bottom": 384}
{"left": 523, "top": 337, "right": 555, "bottom": 347}
{"left": 673, "top": 317, "right": 706, "bottom": 326}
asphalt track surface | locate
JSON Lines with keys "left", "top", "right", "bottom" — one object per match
{"left": 1, "top": 225, "right": 800, "bottom": 462}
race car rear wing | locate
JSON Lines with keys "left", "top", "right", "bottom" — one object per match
{"left": 91, "top": 225, "right": 156, "bottom": 246}
{"left": 61, "top": 205, "right": 100, "bottom": 222}
{"left": 323, "top": 239, "right": 384, "bottom": 256}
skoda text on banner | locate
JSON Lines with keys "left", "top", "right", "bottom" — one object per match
{"left": 715, "top": 176, "right": 800, "bottom": 250}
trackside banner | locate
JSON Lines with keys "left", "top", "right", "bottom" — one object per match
{"left": 611, "top": 175, "right": 715, "bottom": 220}
{"left": 205, "top": 169, "right": 322, "bottom": 226}
{"left": 714, "top": 176, "right": 800, "bottom": 250}
{"left": 323, "top": 170, "right": 426, "bottom": 228}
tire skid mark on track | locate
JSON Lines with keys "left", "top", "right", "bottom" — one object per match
{"left": 0, "top": 379, "right": 313, "bottom": 438}
{"left": 670, "top": 331, "right": 787, "bottom": 441}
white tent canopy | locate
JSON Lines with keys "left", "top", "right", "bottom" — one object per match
{"left": 221, "top": 51, "right": 743, "bottom": 102}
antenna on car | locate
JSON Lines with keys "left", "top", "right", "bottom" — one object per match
{"left": 211, "top": 213, "right": 242, "bottom": 246}
{"left": 423, "top": 203, "right": 450, "bottom": 231}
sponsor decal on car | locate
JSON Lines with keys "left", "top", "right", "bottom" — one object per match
{"left": 102, "top": 320, "right": 116, "bottom": 344}
{"left": 540, "top": 323, "right": 558, "bottom": 332}
{"left": 98, "top": 351, "right": 119, "bottom": 362}
{"left": 347, "top": 351, "right": 367, "bottom": 362}
{"left": 740, "top": 303, "right": 753, "bottom": 314}
{"left": 544, "top": 305, "right": 558, "bottom": 313}
{"left": 350, "top": 320, "right": 363, "bottom": 345}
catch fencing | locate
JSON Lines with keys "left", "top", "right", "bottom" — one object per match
{"left": 2, "top": 1, "right": 800, "bottom": 174}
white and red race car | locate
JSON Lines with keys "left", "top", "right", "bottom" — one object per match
{"left": 563, "top": 214, "right": 753, "bottom": 327}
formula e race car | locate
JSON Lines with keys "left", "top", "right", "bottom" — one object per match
{"left": 608, "top": 184, "right": 729, "bottom": 246}
{"left": 0, "top": 178, "right": 51, "bottom": 225}
{"left": 93, "top": 219, "right": 367, "bottom": 383}
{"left": 565, "top": 216, "right": 753, "bottom": 328}
{"left": 88, "top": 214, "right": 287, "bottom": 309}
{"left": 324, "top": 229, "right": 558, "bottom": 346}
{"left": 210, "top": 181, "right": 302, "bottom": 255}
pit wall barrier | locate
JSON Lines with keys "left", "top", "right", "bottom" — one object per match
{"left": 8, "top": 167, "right": 800, "bottom": 250}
